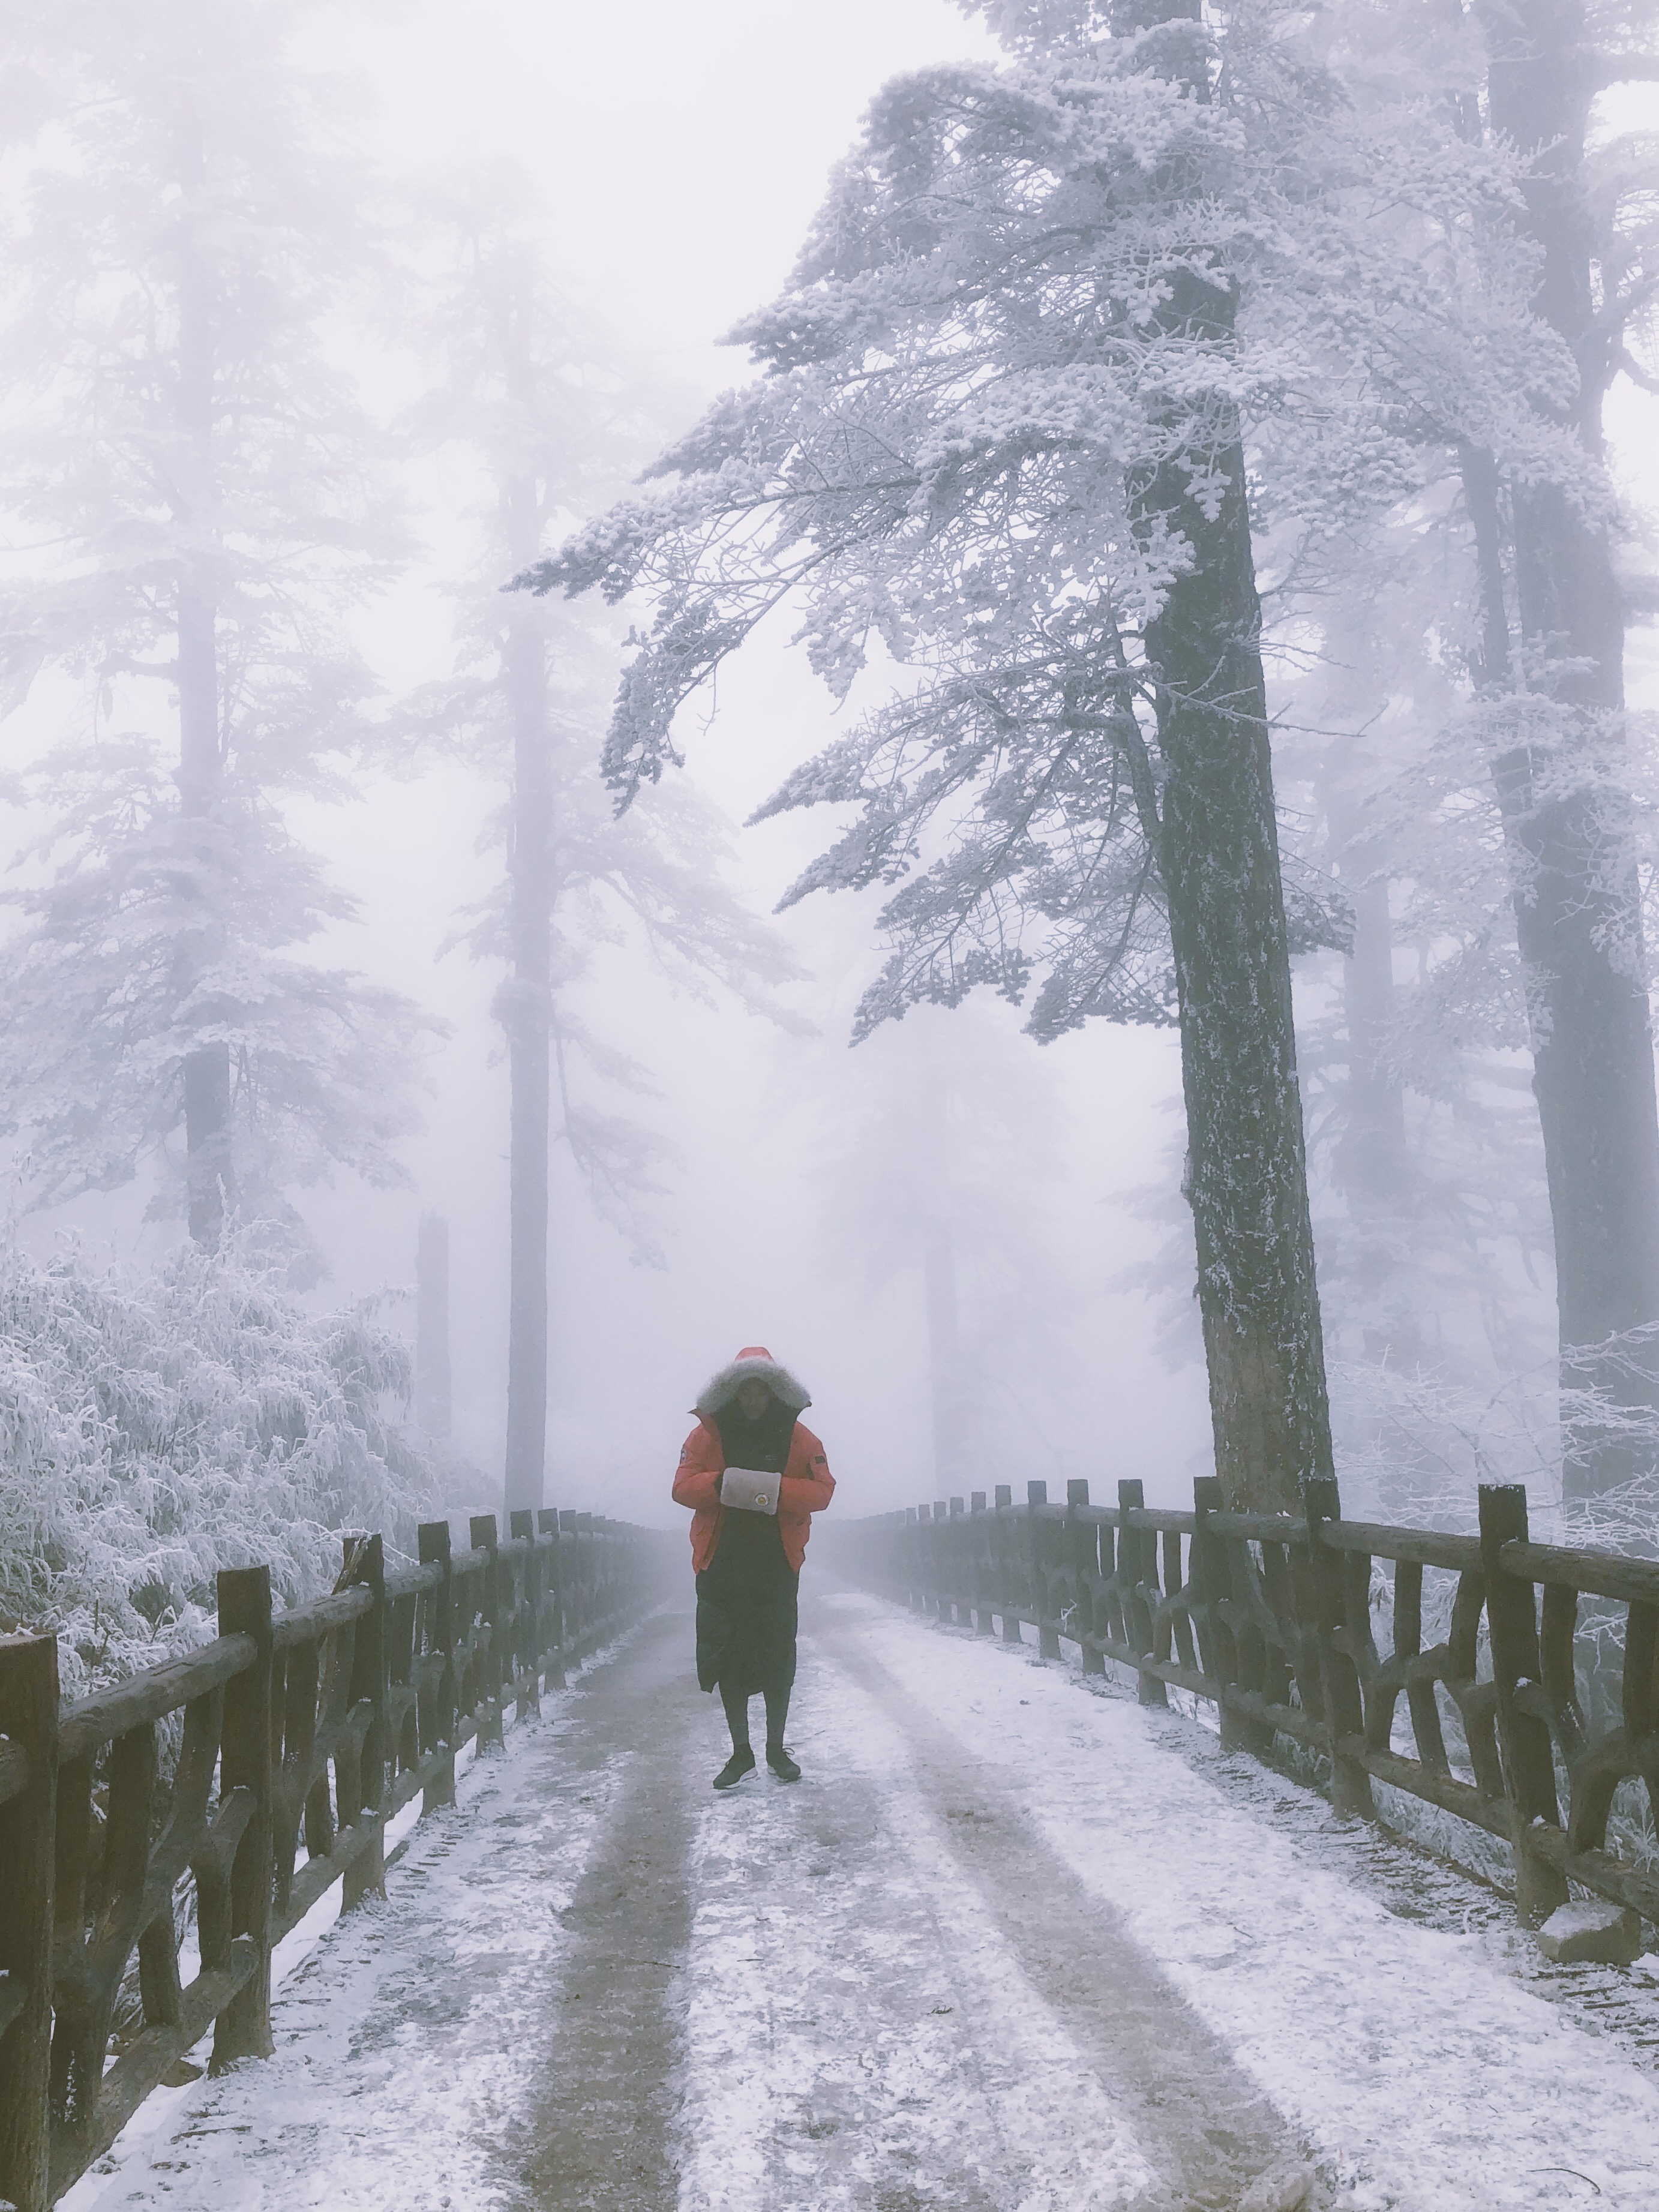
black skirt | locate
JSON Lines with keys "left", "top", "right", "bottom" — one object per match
{"left": 695, "top": 1511, "right": 799, "bottom": 1697}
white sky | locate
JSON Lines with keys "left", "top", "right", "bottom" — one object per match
{"left": 341, "top": 0, "right": 997, "bottom": 388}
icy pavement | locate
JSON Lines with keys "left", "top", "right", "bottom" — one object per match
{"left": 70, "top": 1589, "right": 1659, "bottom": 2212}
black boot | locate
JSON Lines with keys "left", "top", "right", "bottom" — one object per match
{"left": 713, "top": 1746, "right": 756, "bottom": 1791}
{"left": 766, "top": 1743, "right": 801, "bottom": 1782}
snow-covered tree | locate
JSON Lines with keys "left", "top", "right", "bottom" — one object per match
{"left": 1247, "top": 0, "right": 1659, "bottom": 1506}
{"left": 531, "top": 0, "right": 1560, "bottom": 1511}
{"left": 403, "top": 170, "right": 804, "bottom": 1514}
{"left": 0, "top": 0, "right": 430, "bottom": 1259}
{"left": 1453, "top": 0, "right": 1659, "bottom": 1500}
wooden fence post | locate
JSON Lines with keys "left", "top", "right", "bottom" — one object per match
{"left": 1479, "top": 1483, "right": 1571, "bottom": 1928}
{"left": 212, "top": 1566, "right": 274, "bottom": 2068}
{"left": 510, "top": 1510, "right": 542, "bottom": 1719}
{"left": 470, "top": 1515, "right": 504, "bottom": 1750}
{"left": 1302, "top": 1476, "right": 1373, "bottom": 1819}
{"left": 538, "top": 1509, "right": 568, "bottom": 1688}
{"left": 970, "top": 1492, "right": 995, "bottom": 1635}
{"left": 0, "top": 1633, "right": 58, "bottom": 2212}
{"left": 559, "top": 1511, "right": 581, "bottom": 1654}
{"left": 1118, "top": 1479, "right": 1168, "bottom": 1707}
{"left": 342, "top": 1535, "right": 387, "bottom": 1912}
{"left": 995, "top": 1486, "right": 1020, "bottom": 1641}
{"left": 575, "top": 1512, "right": 596, "bottom": 1649}
{"left": 1027, "top": 1482, "right": 1060, "bottom": 1659}
{"left": 1192, "top": 1475, "right": 1248, "bottom": 1746}
{"left": 949, "top": 1497, "right": 965, "bottom": 1625}
{"left": 1067, "top": 1479, "right": 1106, "bottom": 1675}
{"left": 418, "top": 1521, "right": 456, "bottom": 1813}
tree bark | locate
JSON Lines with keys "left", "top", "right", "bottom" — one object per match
{"left": 502, "top": 475, "right": 553, "bottom": 1518}
{"left": 1146, "top": 370, "right": 1336, "bottom": 1511}
{"left": 1470, "top": 0, "right": 1659, "bottom": 1500}
{"left": 1121, "top": 1, "right": 1336, "bottom": 1512}
{"left": 175, "top": 118, "right": 233, "bottom": 1248}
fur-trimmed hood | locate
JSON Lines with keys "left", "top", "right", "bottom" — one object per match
{"left": 694, "top": 1344, "right": 812, "bottom": 1417}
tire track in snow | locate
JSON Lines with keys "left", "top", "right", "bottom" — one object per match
{"left": 496, "top": 1609, "right": 700, "bottom": 2212}
{"left": 675, "top": 1593, "right": 1291, "bottom": 2212}
{"left": 836, "top": 1591, "right": 1659, "bottom": 2210}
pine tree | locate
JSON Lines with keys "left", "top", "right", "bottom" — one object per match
{"left": 1458, "top": 0, "right": 1659, "bottom": 1499}
{"left": 532, "top": 0, "right": 1553, "bottom": 1509}
{"left": 0, "top": 0, "right": 430, "bottom": 1257}
{"left": 405, "top": 172, "right": 803, "bottom": 1515}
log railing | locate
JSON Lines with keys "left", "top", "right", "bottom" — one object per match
{"left": 0, "top": 1509, "right": 655, "bottom": 2212}
{"left": 830, "top": 1476, "right": 1659, "bottom": 1936}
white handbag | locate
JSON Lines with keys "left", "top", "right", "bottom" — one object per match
{"left": 721, "top": 1465, "right": 781, "bottom": 1515}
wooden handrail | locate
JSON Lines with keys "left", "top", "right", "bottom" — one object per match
{"left": 58, "top": 1634, "right": 259, "bottom": 1761}
{"left": 0, "top": 1509, "right": 661, "bottom": 2212}
{"left": 830, "top": 1472, "right": 1659, "bottom": 1943}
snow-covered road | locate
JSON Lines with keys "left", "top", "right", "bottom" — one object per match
{"left": 66, "top": 1590, "right": 1659, "bottom": 2212}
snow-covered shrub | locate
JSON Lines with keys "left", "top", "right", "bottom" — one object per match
{"left": 0, "top": 1232, "right": 436, "bottom": 1700}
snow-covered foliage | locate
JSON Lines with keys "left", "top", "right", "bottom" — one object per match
{"left": 0, "top": 1233, "right": 434, "bottom": 1701}
{"left": 532, "top": 0, "right": 1567, "bottom": 1046}
{"left": 0, "top": 0, "right": 434, "bottom": 1251}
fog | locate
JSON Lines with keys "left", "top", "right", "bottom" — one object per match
{"left": 317, "top": 0, "right": 1208, "bottom": 1512}
{"left": 2, "top": 0, "right": 1655, "bottom": 1565}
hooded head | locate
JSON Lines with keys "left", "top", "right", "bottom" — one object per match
{"left": 694, "top": 1344, "right": 812, "bottom": 1418}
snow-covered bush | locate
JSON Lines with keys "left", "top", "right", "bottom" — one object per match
{"left": 0, "top": 1233, "right": 436, "bottom": 1700}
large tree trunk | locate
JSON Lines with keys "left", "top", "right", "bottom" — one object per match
{"left": 175, "top": 121, "right": 234, "bottom": 1248}
{"left": 502, "top": 476, "right": 553, "bottom": 1517}
{"left": 1137, "top": 293, "right": 1334, "bottom": 1511}
{"left": 1148, "top": 452, "right": 1335, "bottom": 1509}
{"left": 1120, "top": 1, "right": 1335, "bottom": 1512}
{"left": 1470, "top": 0, "right": 1659, "bottom": 1501}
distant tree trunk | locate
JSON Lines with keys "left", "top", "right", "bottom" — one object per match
{"left": 175, "top": 119, "right": 233, "bottom": 1248}
{"left": 416, "top": 1212, "right": 453, "bottom": 1440}
{"left": 1467, "top": 0, "right": 1659, "bottom": 1501}
{"left": 1336, "top": 874, "right": 1410, "bottom": 1207}
{"left": 502, "top": 476, "right": 552, "bottom": 1517}
{"left": 1334, "top": 865, "right": 1423, "bottom": 1369}
{"left": 1125, "top": 3, "right": 1336, "bottom": 1514}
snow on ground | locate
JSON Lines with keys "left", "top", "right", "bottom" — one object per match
{"left": 67, "top": 1665, "right": 632, "bottom": 2212}
{"left": 85, "top": 1592, "right": 1659, "bottom": 2212}
{"left": 839, "top": 1592, "right": 1659, "bottom": 2210}
{"left": 677, "top": 1646, "right": 1162, "bottom": 2212}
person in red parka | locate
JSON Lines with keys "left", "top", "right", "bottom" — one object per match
{"left": 673, "top": 1346, "right": 835, "bottom": 1789}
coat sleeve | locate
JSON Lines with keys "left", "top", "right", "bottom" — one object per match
{"left": 778, "top": 1424, "right": 834, "bottom": 1515}
{"left": 672, "top": 1421, "right": 723, "bottom": 1511}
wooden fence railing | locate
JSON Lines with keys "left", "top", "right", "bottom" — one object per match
{"left": 829, "top": 1475, "right": 1659, "bottom": 1938}
{"left": 0, "top": 1508, "right": 658, "bottom": 2212}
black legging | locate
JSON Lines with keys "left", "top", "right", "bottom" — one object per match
{"left": 720, "top": 1679, "right": 790, "bottom": 1752}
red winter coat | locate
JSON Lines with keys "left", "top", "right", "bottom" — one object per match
{"left": 673, "top": 1418, "right": 835, "bottom": 1574}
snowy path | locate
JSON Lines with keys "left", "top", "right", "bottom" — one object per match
{"left": 68, "top": 1590, "right": 1659, "bottom": 2212}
